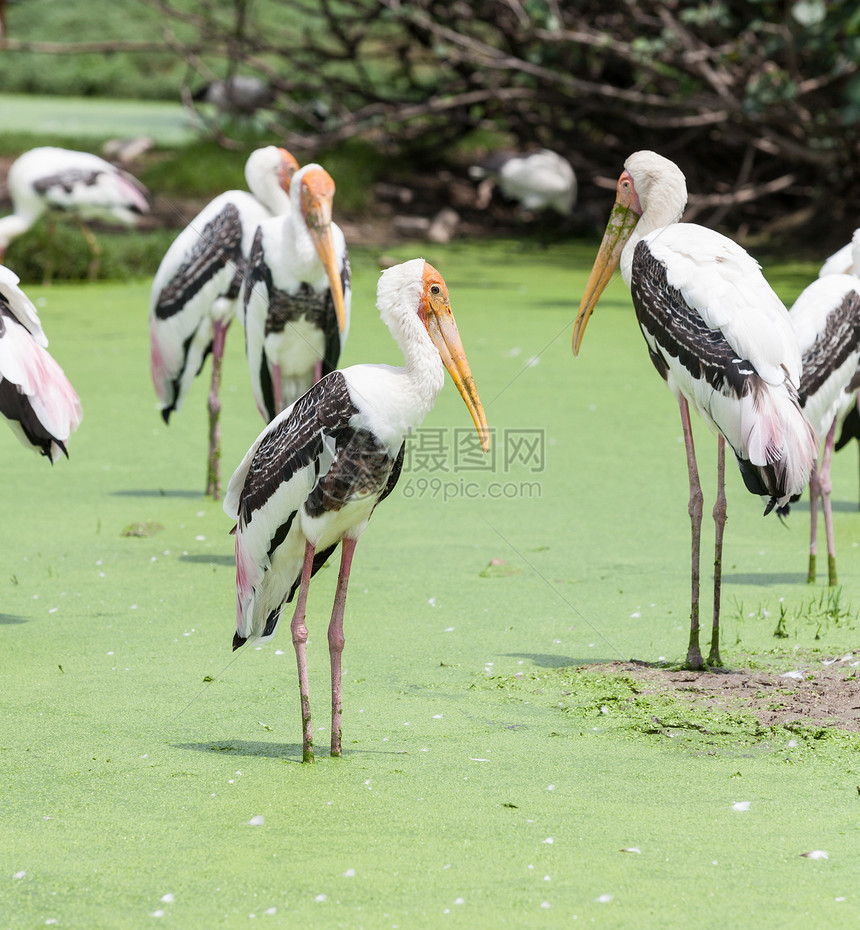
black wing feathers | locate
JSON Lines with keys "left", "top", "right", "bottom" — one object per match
{"left": 155, "top": 203, "right": 244, "bottom": 320}
{"left": 631, "top": 242, "right": 760, "bottom": 398}
{"left": 237, "top": 371, "right": 358, "bottom": 525}
{"left": 798, "top": 289, "right": 860, "bottom": 405}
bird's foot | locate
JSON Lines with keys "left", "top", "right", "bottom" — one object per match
{"left": 706, "top": 648, "right": 723, "bottom": 669}
{"left": 684, "top": 646, "right": 705, "bottom": 671}
{"left": 302, "top": 741, "right": 314, "bottom": 764}
{"left": 827, "top": 556, "right": 837, "bottom": 587}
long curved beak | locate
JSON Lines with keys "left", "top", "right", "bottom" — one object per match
{"left": 572, "top": 199, "right": 640, "bottom": 356}
{"left": 307, "top": 221, "right": 347, "bottom": 336}
{"left": 426, "top": 305, "right": 490, "bottom": 453}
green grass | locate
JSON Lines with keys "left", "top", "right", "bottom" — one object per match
{"left": 2, "top": 242, "right": 859, "bottom": 927}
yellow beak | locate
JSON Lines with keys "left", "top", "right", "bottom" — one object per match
{"left": 426, "top": 304, "right": 490, "bottom": 453}
{"left": 308, "top": 226, "right": 347, "bottom": 336}
{"left": 572, "top": 199, "right": 641, "bottom": 356}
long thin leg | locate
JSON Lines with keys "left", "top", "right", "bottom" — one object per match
{"left": 76, "top": 218, "right": 102, "bottom": 280}
{"left": 206, "top": 320, "right": 230, "bottom": 499}
{"left": 820, "top": 419, "right": 838, "bottom": 586}
{"left": 678, "top": 397, "right": 704, "bottom": 670}
{"left": 807, "top": 461, "right": 821, "bottom": 584}
{"left": 329, "top": 537, "right": 357, "bottom": 757}
{"left": 291, "top": 540, "right": 316, "bottom": 763}
{"left": 709, "top": 435, "right": 726, "bottom": 667}
{"left": 313, "top": 359, "right": 324, "bottom": 385}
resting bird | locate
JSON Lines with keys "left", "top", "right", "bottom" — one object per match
{"left": 224, "top": 258, "right": 489, "bottom": 762}
{"left": 0, "top": 264, "right": 82, "bottom": 460}
{"left": 818, "top": 231, "right": 859, "bottom": 278}
{"left": 0, "top": 146, "right": 149, "bottom": 278}
{"left": 573, "top": 150, "right": 817, "bottom": 669}
{"left": 149, "top": 146, "right": 299, "bottom": 499}
{"left": 242, "top": 163, "right": 350, "bottom": 424}
{"left": 789, "top": 235, "right": 860, "bottom": 585}
{"left": 469, "top": 148, "right": 576, "bottom": 216}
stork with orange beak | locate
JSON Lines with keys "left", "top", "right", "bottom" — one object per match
{"left": 572, "top": 151, "right": 816, "bottom": 669}
{"left": 242, "top": 163, "right": 349, "bottom": 423}
{"left": 225, "top": 258, "right": 489, "bottom": 762}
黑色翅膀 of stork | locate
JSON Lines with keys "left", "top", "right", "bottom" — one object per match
{"left": 818, "top": 229, "right": 860, "bottom": 504}
{"left": 788, "top": 231, "right": 860, "bottom": 586}
{"left": 0, "top": 264, "right": 82, "bottom": 460}
{"left": 223, "top": 259, "right": 489, "bottom": 762}
{"left": 572, "top": 150, "right": 817, "bottom": 670}
{"left": 149, "top": 146, "right": 299, "bottom": 499}
{"left": 242, "top": 163, "right": 350, "bottom": 424}
{"left": 0, "top": 147, "right": 149, "bottom": 279}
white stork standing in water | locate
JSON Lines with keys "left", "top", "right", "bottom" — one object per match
{"left": 149, "top": 146, "right": 299, "bottom": 499}
{"left": 0, "top": 264, "right": 82, "bottom": 460}
{"left": 789, "top": 234, "right": 860, "bottom": 585}
{"left": 0, "top": 147, "right": 149, "bottom": 279}
{"left": 573, "top": 150, "right": 817, "bottom": 670}
{"left": 224, "top": 259, "right": 489, "bottom": 762}
{"left": 242, "top": 163, "right": 350, "bottom": 423}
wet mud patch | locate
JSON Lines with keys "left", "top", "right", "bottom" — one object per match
{"left": 588, "top": 654, "right": 860, "bottom": 733}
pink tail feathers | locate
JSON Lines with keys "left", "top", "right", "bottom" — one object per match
{"left": 744, "top": 381, "right": 817, "bottom": 505}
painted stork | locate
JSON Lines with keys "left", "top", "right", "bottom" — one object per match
{"left": 789, "top": 235, "right": 860, "bottom": 585}
{"left": 149, "top": 146, "right": 299, "bottom": 499}
{"left": 820, "top": 230, "right": 860, "bottom": 501}
{"left": 0, "top": 264, "right": 82, "bottom": 460}
{"left": 242, "top": 163, "right": 349, "bottom": 423}
{"left": 469, "top": 149, "right": 576, "bottom": 216}
{"left": 224, "top": 258, "right": 489, "bottom": 762}
{"left": 0, "top": 147, "right": 149, "bottom": 278}
{"left": 572, "top": 150, "right": 817, "bottom": 670}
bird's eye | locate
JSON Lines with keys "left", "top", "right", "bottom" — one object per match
{"left": 430, "top": 285, "right": 441, "bottom": 295}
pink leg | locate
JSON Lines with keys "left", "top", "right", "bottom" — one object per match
{"left": 291, "top": 540, "right": 316, "bottom": 763}
{"left": 820, "top": 420, "right": 838, "bottom": 586}
{"left": 709, "top": 435, "right": 726, "bottom": 667}
{"left": 329, "top": 538, "right": 357, "bottom": 757}
{"left": 807, "top": 462, "right": 821, "bottom": 584}
{"left": 206, "top": 320, "right": 230, "bottom": 499}
{"left": 313, "top": 359, "right": 324, "bottom": 384}
{"left": 678, "top": 397, "right": 704, "bottom": 670}
{"left": 272, "top": 363, "right": 283, "bottom": 417}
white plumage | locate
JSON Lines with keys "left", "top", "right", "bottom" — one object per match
{"left": 242, "top": 163, "right": 350, "bottom": 422}
{"left": 0, "top": 264, "right": 82, "bottom": 461}
{"left": 789, "top": 233, "right": 860, "bottom": 584}
{"left": 573, "top": 150, "right": 817, "bottom": 669}
{"left": 149, "top": 146, "right": 298, "bottom": 498}
{"left": 818, "top": 230, "right": 859, "bottom": 278}
{"left": 224, "top": 258, "right": 489, "bottom": 762}
{"left": 471, "top": 148, "right": 576, "bottom": 216}
{"left": 0, "top": 147, "right": 149, "bottom": 273}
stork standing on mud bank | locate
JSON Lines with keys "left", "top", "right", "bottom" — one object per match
{"left": 149, "top": 146, "right": 299, "bottom": 499}
{"left": 573, "top": 150, "right": 817, "bottom": 670}
{"left": 224, "top": 259, "right": 489, "bottom": 762}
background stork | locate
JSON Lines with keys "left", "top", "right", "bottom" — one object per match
{"left": 573, "top": 150, "right": 817, "bottom": 670}
{"left": 224, "top": 258, "right": 489, "bottom": 763}
{"left": 0, "top": 264, "right": 82, "bottom": 460}
{"left": 789, "top": 237, "right": 860, "bottom": 585}
{"left": 149, "top": 146, "right": 298, "bottom": 499}
{"left": 0, "top": 146, "right": 149, "bottom": 279}
{"left": 242, "top": 163, "right": 349, "bottom": 423}
{"left": 469, "top": 148, "right": 576, "bottom": 216}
